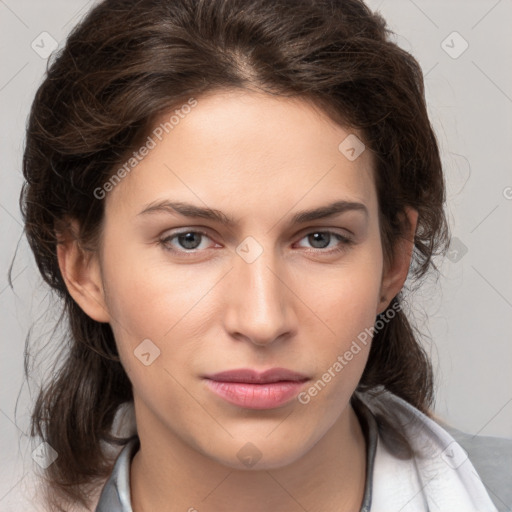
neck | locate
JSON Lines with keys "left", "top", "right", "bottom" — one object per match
{"left": 130, "top": 401, "right": 367, "bottom": 512}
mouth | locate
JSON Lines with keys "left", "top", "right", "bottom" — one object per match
{"left": 203, "top": 368, "right": 310, "bottom": 409}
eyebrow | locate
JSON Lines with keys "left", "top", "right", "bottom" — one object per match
{"left": 137, "top": 199, "right": 368, "bottom": 226}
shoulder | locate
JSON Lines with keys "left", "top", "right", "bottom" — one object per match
{"left": 355, "top": 387, "right": 507, "bottom": 512}
{"left": 439, "top": 421, "right": 512, "bottom": 512}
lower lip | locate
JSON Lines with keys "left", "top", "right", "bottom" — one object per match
{"left": 204, "top": 379, "right": 307, "bottom": 409}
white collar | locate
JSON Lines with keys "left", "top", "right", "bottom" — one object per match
{"left": 357, "top": 388, "right": 498, "bottom": 511}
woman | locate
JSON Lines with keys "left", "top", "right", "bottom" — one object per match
{"left": 20, "top": 0, "right": 500, "bottom": 510}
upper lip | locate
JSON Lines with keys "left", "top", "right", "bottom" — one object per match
{"left": 204, "top": 368, "right": 309, "bottom": 384}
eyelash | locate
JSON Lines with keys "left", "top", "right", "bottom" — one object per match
{"left": 158, "top": 229, "right": 354, "bottom": 256}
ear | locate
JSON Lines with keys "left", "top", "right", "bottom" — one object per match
{"left": 55, "top": 218, "right": 110, "bottom": 323}
{"left": 377, "top": 207, "right": 418, "bottom": 315}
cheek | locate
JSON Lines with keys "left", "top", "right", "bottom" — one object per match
{"left": 101, "top": 238, "right": 199, "bottom": 336}
{"left": 100, "top": 240, "right": 220, "bottom": 384}
{"left": 297, "top": 288, "right": 378, "bottom": 414}
{"left": 303, "top": 243, "right": 383, "bottom": 336}
{"left": 101, "top": 256, "right": 204, "bottom": 411}
{"left": 315, "top": 279, "right": 378, "bottom": 374}
{"left": 294, "top": 244, "right": 383, "bottom": 391}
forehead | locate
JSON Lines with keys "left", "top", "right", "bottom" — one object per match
{"left": 105, "top": 89, "right": 377, "bottom": 219}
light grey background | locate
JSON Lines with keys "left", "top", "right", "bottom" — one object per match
{"left": 1, "top": 0, "right": 511, "bottom": 510}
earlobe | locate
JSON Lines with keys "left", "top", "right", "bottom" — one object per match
{"left": 377, "top": 207, "right": 418, "bottom": 314}
{"left": 55, "top": 219, "right": 110, "bottom": 323}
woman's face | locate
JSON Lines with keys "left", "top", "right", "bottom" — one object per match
{"left": 79, "top": 89, "right": 406, "bottom": 469}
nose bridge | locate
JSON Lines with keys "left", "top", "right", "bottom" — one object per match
{"left": 243, "top": 247, "right": 280, "bottom": 305}
{"left": 226, "top": 235, "right": 292, "bottom": 344}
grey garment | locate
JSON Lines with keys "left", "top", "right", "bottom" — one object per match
{"left": 353, "top": 394, "right": 379, "bottom": 512}
{"left": 94, "top": 398, "right": 379, "bottom": 512}
{"left": 95, "top": 436, "right": 139, "bottom": 512}
{"left": 439, "top": 422, "right": 512, "bottom": 512}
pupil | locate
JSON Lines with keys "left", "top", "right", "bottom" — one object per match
{"left": 180, "top": 232, "right": 200, "bottom": 249}
{"left": 310, "top": 232, "right": 329, "bottom": 249}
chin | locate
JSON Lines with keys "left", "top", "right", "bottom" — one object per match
{"left": 201, "top": 434, "right": 314, "bottom": 472}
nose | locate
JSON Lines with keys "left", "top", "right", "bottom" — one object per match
{"left": 223, "top": 243, "right": 296, "bottom": 347}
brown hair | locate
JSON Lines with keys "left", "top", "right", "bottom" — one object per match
{"left": 20, "top": 0, "right": 448, "bottom": 509}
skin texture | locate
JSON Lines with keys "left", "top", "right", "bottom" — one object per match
{"left": 56, "top": 89, "right": 417, "bottom": 512}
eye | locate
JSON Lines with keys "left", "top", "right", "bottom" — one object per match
{"left": 158, "top": 229, "right": 354, "bottom": 256}
{"left": 159, "top": 230, "right": 216, "bottom": 253}
{"left": 295, "top": 231, "right": 353, "bottom": 253}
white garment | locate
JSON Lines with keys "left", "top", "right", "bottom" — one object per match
{"left": 356, "top": 388, "right": 498, "bottom": 511}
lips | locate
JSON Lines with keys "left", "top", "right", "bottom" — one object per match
{"left": 204, "top": 367, "right": 309, "bottom": 384}
{"left": 203, "top": 368, "right": 310, "bottom": 409}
